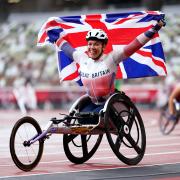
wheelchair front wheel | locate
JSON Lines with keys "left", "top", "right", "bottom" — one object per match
{"left": 9, "top": 116, "right": 44, "bottom": 171}
{"left": 104, "top": 93, "right": 146, "bottom": 165}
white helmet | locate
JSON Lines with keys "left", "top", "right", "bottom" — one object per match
{"left": 86, "top": 29, "right": 108, "bottom": 44}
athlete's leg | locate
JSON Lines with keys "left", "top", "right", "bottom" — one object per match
{"left": 168, "top": 85, "right": 180, "bottom": 120}
{"left": 79, "top": 101, "right": 105, "bottom": 124}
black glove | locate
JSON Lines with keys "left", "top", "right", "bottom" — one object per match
{"left": 153, "top": 16, "right": 166, "bottom": 32}
{"left": 160, "top": 18, "right": 166, "bottom": 27}
{"left": 145, "top": 16, "right": 166, "bottom": 38}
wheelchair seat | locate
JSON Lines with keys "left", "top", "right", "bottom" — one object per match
{"left": 69, "top": 94, "right": 104, "bottom": 125}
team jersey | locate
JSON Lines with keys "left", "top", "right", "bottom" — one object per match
{"left": 72, "top": 49, "right": 124, "bottom": 104}
{"left": 58, "top": 30, "right": 153, "bottom": 104}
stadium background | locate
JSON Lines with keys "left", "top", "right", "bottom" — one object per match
{"left": 0, "top": 0, "right": 180, "bottom": 111}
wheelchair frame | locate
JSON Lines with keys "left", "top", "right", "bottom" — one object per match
{"left": 9, "top": 91, "right": 146, "bottom": 171}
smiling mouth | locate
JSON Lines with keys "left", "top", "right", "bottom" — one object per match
{"left": 90, "top": 50, "right": 97, "bottom": 54}
{"left": 90, "top": 52, "right": 98, "bottom": 58}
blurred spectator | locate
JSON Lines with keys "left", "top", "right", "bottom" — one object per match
{"left": 142, "top": 0, "right": 163, "bottom": 10}
{"left": 168, "top": 83, "right": 180, "bottom": 120}
{"left": 0, "top": 12, "right": 180, "bottom": 89}
{"left": 0, "top": 0, "right": 9, "bottom": 22}
{"left": 13, "top": 77, "right": 37, "bottom": 115}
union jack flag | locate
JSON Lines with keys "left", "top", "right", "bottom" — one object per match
{"left": 37, "top": 11, "right": 166, "bottom": 86}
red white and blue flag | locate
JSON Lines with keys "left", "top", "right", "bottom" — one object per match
{"left": 37, "top": 11, "right": 167, "bottom": 86}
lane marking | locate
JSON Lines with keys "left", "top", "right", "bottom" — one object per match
{"left": 1, "top": 150, "right": 180, "bottom": 167}
{"left": 1, "top": 161, "right": 180, "bottom": 179}
{"left": 1, "top": 141, "right": 180, "bottom": 160}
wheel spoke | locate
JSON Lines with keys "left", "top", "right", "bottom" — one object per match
{"left": 127, "top": 110, "right": 134, "bottom": 130}
{"left": 64, "top": 134, "right": 103, "bottom": 164}
{"left": 115, "top": 134, "right": 123, "bottom": 150}
{"left": 125, "top": 134, "right": 142, "bottom": 154}
{"left": 81, "top": 135, "right": 88, "bottom": 156}
{"left": 110, "top": 106, "right": 125, "bottom": 128}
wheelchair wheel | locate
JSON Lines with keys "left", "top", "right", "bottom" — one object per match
{"left": 63, "top": 134, "right": 103, "bottom": 164}
{"left": 10, "top": 116, "right": 44, "bottom": 171}
{"left": 63, "top": 96, "right": 103, "bottom": 164}
{"left": 104, "top": 93, "right": 146, "bottom": 165}
{"left": 159, "top": 104, "right": 177, "bottom": 135}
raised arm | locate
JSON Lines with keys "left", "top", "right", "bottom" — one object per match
{"left": 56, "top": 38, "right": 76, "bottom": 60}
{"left": 116, "top": 19, "right": 166, "bottom": 63}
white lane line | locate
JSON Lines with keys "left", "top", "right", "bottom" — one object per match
{"left": 1, "top": 161, "right": 180, "bottom": 179}
{"left": 1, "top": 141, "right": 180, "bottom": 160}
{"left": 1, "top": 149, "right": 180, "bottom": 167}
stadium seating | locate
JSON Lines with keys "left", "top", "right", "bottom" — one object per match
{"left": 0, "top": 13, "right": 180, "bottom": 89}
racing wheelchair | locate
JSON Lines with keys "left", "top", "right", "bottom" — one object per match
{"left": 9, "top": 91, "right": 146, "bottom": 171}
{"left": 159, "top": 99, "right": 180, "bottom": 135}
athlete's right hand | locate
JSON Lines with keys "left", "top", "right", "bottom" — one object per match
{"left": 153, "top": 16, "right": 166, "bottom": 32}
{"left": 157, "top": 18, "right": 166, "bottom": 27}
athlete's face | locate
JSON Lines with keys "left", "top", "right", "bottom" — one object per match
{"left": 87, "top": 40, "right": 106, "bottom": 60}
